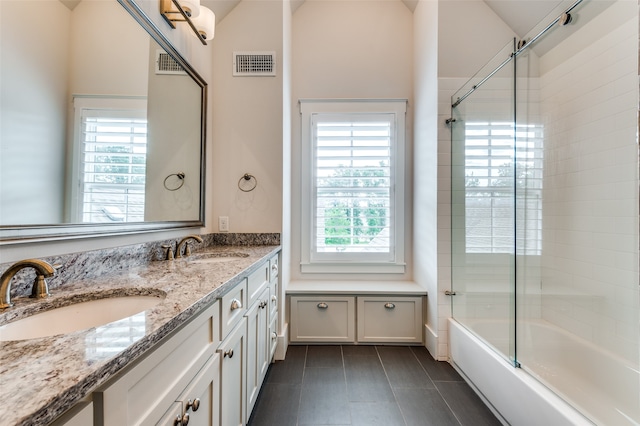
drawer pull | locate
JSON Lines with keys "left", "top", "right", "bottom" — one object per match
{"left": 384, "top": 303, "right": 396, "bottom": 309}
{"left": 317, "top": 302, "right": 328, "bottom": 309}
{"left": 187, "top": 398, "right": 201, "bottom": 412}
{"left": 174, "top": 415, "right": 182, "bottom": 425}
{"left": 181, "top": 413, "right": 190, "bottom": 425}
{"left": 230, "top": 298, "right": 242, "bottom": 311}
{"left": 271, "top": 264, "right": 278, "bottom": 273}
{"left": 224, "top": 349, "right": 234, "bottom": 358}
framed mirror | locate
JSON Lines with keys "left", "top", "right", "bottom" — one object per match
{"left": 0, "top": 0, "right": 206, "bottom": 243}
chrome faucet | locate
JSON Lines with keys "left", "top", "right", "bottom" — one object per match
{"left": 0, "top": 259, "right": 56, "bottom": 309}
{"left": 175, "top": 235, "right": 203, "bottom": 258}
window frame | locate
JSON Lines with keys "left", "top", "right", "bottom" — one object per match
{"left": 71, "top": 96, "right": 147, "bottom": 223}
{"left": 299, "top": 99, "right": 407, "bottom": 274}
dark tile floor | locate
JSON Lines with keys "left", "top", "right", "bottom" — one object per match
{"left": 247, "top": 345, "right": 502, "bottom": 426}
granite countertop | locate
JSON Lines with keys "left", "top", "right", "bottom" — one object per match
{"left": 0, "top": 244, "right": 280, "bottom": 426}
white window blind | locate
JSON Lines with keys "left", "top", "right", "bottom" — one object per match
{"left": 314, "top": 116, "right": 393, "bottom": 259}
{"left": 464, "top": 121, "right": 543, "bottom": 255}
{"left": 300, "top": 99, "right": 406, "bottom": 274}
{"left": 80, "top": 110, "right": 147, "bottom": 223}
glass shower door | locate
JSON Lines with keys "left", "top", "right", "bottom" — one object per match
{"left": 450, "top": 39, "right": 518, "bottom": 365}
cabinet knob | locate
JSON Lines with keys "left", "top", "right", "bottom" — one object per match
{"left": 174, "top": 413, "right": 190, "bottom": 425}
{"left": 224, "top": 349, "right": 234, "bottom": 358}
{"left": 271, "top": 295, "right": 277, "bottom": 304}
{"left": 384, "top": 303, "right": 396, "bottom": 309}
{"left": 271, "top": 331, "right": 277, "bottom": 340}
{"left": 317, "top": 302, "right": 328, "bottom": 309}
{"left": 187, "top": 398, "right": 201, "bottom": 412}
{"left": 230, "top": 298, "right": 242, "bottom": 311}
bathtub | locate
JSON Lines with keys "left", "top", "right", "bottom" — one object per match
{"left": 448, "top": 318, "right": 640, "bottom": 426}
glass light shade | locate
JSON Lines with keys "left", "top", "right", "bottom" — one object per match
{"left": 178, "top": 0, "right": 200, "bottom": 18}
{"left": 192, "top": 6, "right": 215, "bottom": 41}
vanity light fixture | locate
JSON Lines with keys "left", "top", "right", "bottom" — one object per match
{"left": 160, "top": 0, "right": 215, "bottom": 45}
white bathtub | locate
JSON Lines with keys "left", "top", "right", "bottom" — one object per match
{"left": 448, "top": 318, "right": 640, "bottom": 426}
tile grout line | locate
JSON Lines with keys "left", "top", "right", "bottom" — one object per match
{"left": 295, "top": 345, "right": 309, "bottom": 426}
{"left": 409, "top": 346, "right": 464, "bottom": 426}
{"left": 374, "top": 345, "right": 409, "bottom": 426}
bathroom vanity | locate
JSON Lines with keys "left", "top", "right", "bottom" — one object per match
{"left": 0, "top": 243, "right": 280, "bottom": 426}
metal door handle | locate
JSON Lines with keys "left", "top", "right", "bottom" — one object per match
{"left": 224, "top": 349, "right": 234, "bottom": 358}
{"left": 317, "top": 302, "right": 328, "bottom": 309}
{"left": 384, "top": 303, "right": 396, "bottom": 309}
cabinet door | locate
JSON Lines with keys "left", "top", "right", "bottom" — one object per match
{"left": 290, "top": 296, "right": 355, "bottom": 342}
{"left": 176, "top": 353, "right": 221, "bottom": 426}
{"left": 245, "top": 287, "right": 270, "bottom": 420}
{"left": 218, "top": 318, "right": 247, "bottom": 426}
{"left": 357, "top": 296, "right": 423, "bottom": 343}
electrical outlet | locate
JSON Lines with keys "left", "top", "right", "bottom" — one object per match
{"left": 218, "top": 216, "right": 229, "bottom": 232}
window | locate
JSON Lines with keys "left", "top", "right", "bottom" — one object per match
{"left": 73, "top": 97, "right": 147, "bottom": 223}
{"left": 300, "top": 100, "right": 406, "bottom": 273}
{"left": 464, "top": 121, "right": 543, "bottom": 255}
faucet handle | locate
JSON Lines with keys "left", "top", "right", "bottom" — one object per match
{"left": 184, "top": 241, "right": 193, "bottom": 257}
{"left": 161, "top": 244, "right": 175, "bottom": 261}
{"left": 30, "top": 274, "right": 50, "bottom": 299}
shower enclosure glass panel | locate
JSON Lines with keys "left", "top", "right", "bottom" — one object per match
{"left": 451, "top": 0, "right": 640, "bottom": 424}
{"left": 450, "top": 39, "right": 518, "bottom": 366}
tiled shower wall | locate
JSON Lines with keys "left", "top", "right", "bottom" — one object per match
{"left": 538, "top": 2, "right": 639, "bottom": 362}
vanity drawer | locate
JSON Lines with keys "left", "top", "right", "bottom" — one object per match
{"left": 290, "top": 296, "right": 355, "bottom": 342}
{"left": 221, "top": 278, "right": 247, "bottom": 337}
{"left": 247, "top": 262, "right": 269, "bottom": 307}
{"left": 269, "top": 254, "right": 279, "bottom": 282}
{"left": 357, "top": 296, "right": 422, "bottom": 343}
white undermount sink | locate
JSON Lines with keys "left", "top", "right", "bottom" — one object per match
{"left": 0, "top": 294, "right": 164, "bottom": 341}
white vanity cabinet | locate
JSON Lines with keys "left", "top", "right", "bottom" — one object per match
{"left": 80, "top": 251, "right": 280, "bottom": 426}
{"left": 50, "top": 402, "right": 93, "bottom": 426}
{"left": 95, "top": 302, "right": 220, "bottom": 425}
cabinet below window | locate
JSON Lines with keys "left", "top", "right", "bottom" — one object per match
{"left": 288, "top": 281, "right": 426, "bottom": 344}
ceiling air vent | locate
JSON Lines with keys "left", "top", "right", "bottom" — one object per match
{"left": 155, "top": 50, "right": 186, "bottom": 75}
{"left": 233, "top": 51, "right": 276, "bottom": 77}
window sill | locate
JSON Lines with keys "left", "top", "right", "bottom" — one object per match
{"left": 300, "top": 262, "right": 406, "bottom": 274}
{"left": 287, "top": 280, "right": 426, "bottom": 295}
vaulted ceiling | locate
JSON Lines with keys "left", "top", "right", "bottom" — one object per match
{"left": 201, "top": 0, "right": 565, "bottom": 38}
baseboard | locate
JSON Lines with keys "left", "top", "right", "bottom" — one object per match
{"left": 424, "top": 323, "right": 439, "bottom": 358}
{"left": 275, "top": 322, "right": 288, "bottom": 361}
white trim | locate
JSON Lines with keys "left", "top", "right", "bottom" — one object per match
{"left": 299, "top": 99, "right": 407, "bottom": 274}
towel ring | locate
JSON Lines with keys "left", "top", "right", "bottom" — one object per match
{"left": 164, "top": 172, "right": 185, "bottom": 191}
{"left": 238, "top": 173, "right": 257, "bottom": 192}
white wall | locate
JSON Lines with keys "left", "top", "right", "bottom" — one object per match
{"left": 537, "top": 0, "right": 638, "bottom": 362}
{"left": 0, "top": 1, "right": 69, "bottom": 225}
{"left": 413, "top": 0, "right": 440, "bottom": 357}
{"left": 290, "top": 0, "right": 414, "bottom": 281}
{"left": 429, "top": 0, "right": 517, "bottom": 359}
{"left": 211, "top": 0, "right": 284, "bottom": 234}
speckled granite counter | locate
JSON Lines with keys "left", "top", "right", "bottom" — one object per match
{"left": 0, "top": 243, "right": 280, "bottom": 425}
